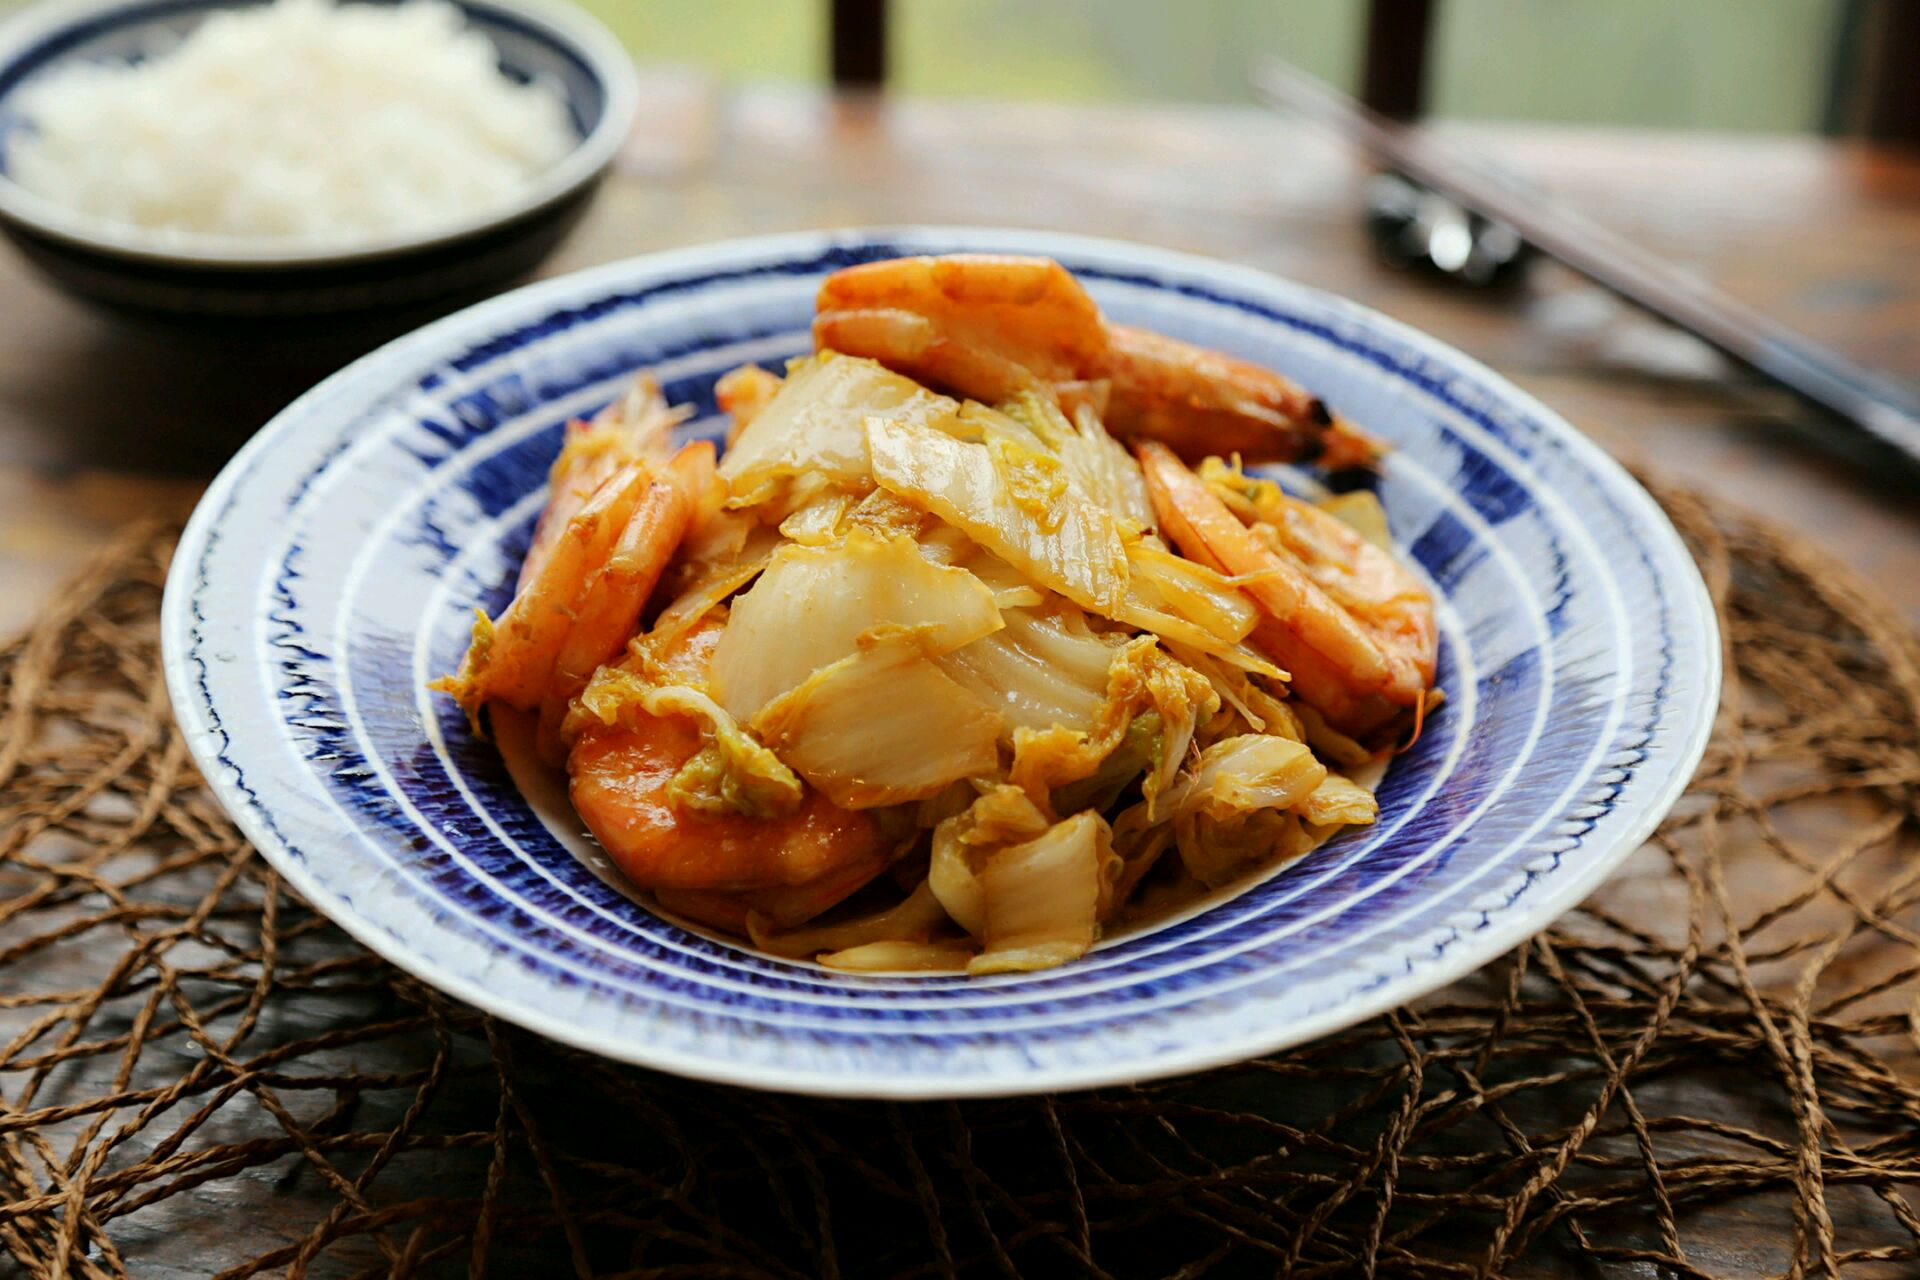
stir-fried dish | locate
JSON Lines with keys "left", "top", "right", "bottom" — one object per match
{"left": 433, "top": 255, "right": 1439, "bottom": 975}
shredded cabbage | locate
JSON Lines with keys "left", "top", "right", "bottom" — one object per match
{"left": 1170, "top": 644, "right": 1304, "bottom": 740}
{"left": 1300, "top": 772, "right": 1379, "bottom": 826}
{"left": 752, "top": 632, "right": 1004, "bottom": 808}
{"left": 913, "top": 523, "right": 973, "bottom": 567}
{"left": 1159, "top": 734, "right": 1326, "bottom": 824}
{"left": 1294, "top": 701, "right": 1376, "bottom": 770}
{"left": 649, "top": 687, "right": 805, "bottom": 820}
{"left": 748, "top": 878, "right": 949, "bottom": 958}
{"left": 1052, "top": 711, "right": 1162, "bottom": 816}
{"left": 719, "top": 352, "right": 955, "bottom": 507}
{"left": 778, "top": 489, "right": 858, "bottom": 545}
{"left": 1176, "top": 808, "right": 1314, "bottom": 889}
{"left": 1007, "top": 636, "right": 1218, "bottom": 808}
{"left": 665, "top": 742, "right": 795, "bottom": 819}
{"left": 935, "top": 601, "right": 1119, "bottom": 738}
{"left": 709, "top": 528, "right": 1003, "bottom": 721}
{"left": 959, "top": 552, "right": 1047, "bottom": 609}
{"left": 970, "top": 812, "right": 1120, "bottom": 975}
{"left": 668, "top": 495, "right": 757, "bottom": 576}
{"left": 748, "top": 471, "right": 853, "bottom": 532}
{"left": 929, "top": 818, "right": 987, "bottom": 938}
{"left": 1317, "top": 490, "right": 1394, "bottom": 551}
{"left": 1113, "top": 539, "right": 1280, "bottom": 674}
{"left": 1125, "top": 540, "right": 1258, "bottom": 643}
{"left": 866, "top": 415, "right": 1130, "bottom": 614}
{"left": 989, "top": 435, "right": 1070, "bottom": 531}
{"left": 647, "top": 537, "right": 776, "bottom": 656}
{"left": 929, "top": 784, "right": 1052, "bottom": 936}
{"left": 820, "top": 941, "right": 977, "bottom": 972}
{"left": 1001, "top": 392, "right": 1155, "bottom": 532}
{"left": 844, "top": 487, "right": 935, "bottom": 542}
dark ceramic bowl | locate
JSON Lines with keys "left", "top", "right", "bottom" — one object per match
{"left": 0, "top": 0, "right": 637, "bottom": 321}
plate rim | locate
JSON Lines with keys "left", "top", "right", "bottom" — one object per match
{"left": 160, "top": 225, "right": 1723, "bottom": 1098}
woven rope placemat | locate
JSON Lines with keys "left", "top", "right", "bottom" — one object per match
{"left": 3, "top": 480, "right": 1918, "bottom": 1279}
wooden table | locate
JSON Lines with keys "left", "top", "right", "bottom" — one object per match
{"left": 3, "top": 85, "right": 1916, "bottom": 635}
{"left": 3, "top": 86, "right": 1917, "bottom": 1277}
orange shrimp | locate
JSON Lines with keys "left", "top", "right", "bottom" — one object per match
{"left": 1137, "top": 442, "right": 1436, "bottom": 743}
{"left": 433, "top": 377, "right": 700, "bottom": 763}
{"left": 565, "top": 619, "right": 896, "bottom": 908}
{"left": 714, "top": 363, "right": 784, "bottom": 447}
{"left": 1102, "top": 324, "right": 1370, "bottom": 469}
{"left": 517, "top": 376, "right": 682, "bottom": 591}
{"left": 814, "top": 254, "right": 1108, "bottom": 407}
{"left": 812, "top": 254, "right": 1380, "bottom": 469}
{"left": 569, "top": 715, "right": 894, "bottom": 893}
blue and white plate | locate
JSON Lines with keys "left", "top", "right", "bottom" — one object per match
{"left": 161, "top": 228, "right": 1720, "bottom": 1098}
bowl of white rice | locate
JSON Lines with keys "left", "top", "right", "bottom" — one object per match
{"left": 0, "top": 0, "right": 637, "bottom": 318}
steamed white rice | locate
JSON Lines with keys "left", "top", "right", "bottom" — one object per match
{"left": 7, "top": 0, "right": 577, "bottom": 246}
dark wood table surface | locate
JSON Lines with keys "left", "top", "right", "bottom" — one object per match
{"left": 2, "top": 85, "right": 1917, "bottom": 1276}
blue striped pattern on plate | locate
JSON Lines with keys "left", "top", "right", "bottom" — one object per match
{"left": 161, "top": 229, "right": 1719, "bottom": 1097}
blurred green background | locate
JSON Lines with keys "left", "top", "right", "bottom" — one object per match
{"left": 591, "top": 0, "right": 1846, "bottom": 132}
{"left": 0, "top": 0, "right": 1849, "bottom": 132}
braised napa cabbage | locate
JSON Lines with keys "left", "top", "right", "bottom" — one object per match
{"left": 708, "top": 527, "right": 1002, "bottom": 721}
{"left": 753, "top": 631, "right": 1003, "bottom": 808}
{"left": 442, "top": 260, "right": 1432, "bottom": 978}
{"left": 719, "top": 351, "right": 956, "bottom": 505}
{"left": 934, "top": 600, "right": 1119, "bottom": 737}
{"left": 866, "top": 415, "right": 1130, "bottom": 614}
{"left": 970, "top": 812, "right": 1120, "bottom": 975}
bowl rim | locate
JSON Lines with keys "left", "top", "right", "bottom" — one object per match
{"left": 0, "top": 0, "right": 639, "bottom": 269}
{"left": 159, "top": 226, "right": 1723, "bottom": 1097}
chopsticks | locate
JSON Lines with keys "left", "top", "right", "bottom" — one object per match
{"left": 1252, "top": 59, "right": 1920, "bottom": 465}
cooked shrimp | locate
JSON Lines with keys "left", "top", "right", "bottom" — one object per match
{"left": 518, "top": 376, "right": 683, "bottom": 591}
{"left": 1137, "top": 442, "right": 1436, "bottom": 743}
{"left": 526, "top": 446, "right": 707, "bottom": 760}
{"left": 432, "top": 378, "right": 699, "bottom": 762}
{"left": 715, "top": 363, "right": 784, "bottom": 447}
{"left": 815, "top": 255, "right": 1107, "bottom": 406}
{"left": 566, "top": 619, "right": 896, "bottom": 900}
{"left": 1103, "top": 324, "right": 1375, "bottom": 470}
{"left": 570, "top": 715, "right": 895, "bottom": 893}
{"left": 812, "top": 254, "right": 1380, "bottom": 468}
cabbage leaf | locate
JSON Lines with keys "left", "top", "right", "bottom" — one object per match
{"left": 866, "top": 415, "right": 1129, "bottom": 614}
{"left": 930, "top": 783, "right": 1052, "bottom": 936}
{"left": 570, "top": 677, "right": 804, "bottom": 820}
{"left": 970, "top": 812, "right": 1120, "bottom": 975}
{"left": 1299, "top": 772, "right": 1379, "bottom": 827}
{"left": 1158, "top": 733, "right": 1326, "bottom": 824}
{"left": 935, "top": 600, "right": 1120, "bottom": 738}
{"left": 709, "top": 528, "right": 1002, "bottom": 721}
{"left": 1001, "top": 392, "right": 1155, "bottom": 532}
{"left": 719, "top": 352, "right": 955, "bottom": 506}
{"left": 752, "top": 631, "right": 1004, "bottom": 809}
{"left": 1007, "top": 636, "right": 1218, "bottom": 809}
